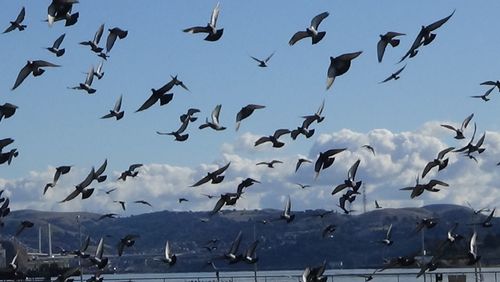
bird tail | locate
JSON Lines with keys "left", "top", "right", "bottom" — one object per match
{"left": 56, "top": 49, "right": 65, "bottom": 57}
{"left": 312, "top": 32, "right": 326, "bottom": 44}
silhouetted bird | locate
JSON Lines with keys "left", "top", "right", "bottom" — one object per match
{"left": 380, "top": 65, "right": 406, "bottom": 83}
{"left": 12, "top": 60, "right": 60, "bottom": 90}
{"left": 235, "top": 104, "right": 265, "bottom": 131}
{"left": 289, "top": 12, "right": 329, "bottom": 46}
{"left": 250, "top": 52, "right": 275, "bottom": 67}
{"left": 191, "top": 162, "right": 230, "bottom": 187}
{"left": 101, "top": 95, "right": 124, "bottom": 120}
{"left": 326, "top": 51, "right": 362, "bottom": 90}
{"left": 80, "top": 24, "right": 104, "bottom": 53}
{"left": 421, "top": 147, "right": 454, "bottom": 178}
{"left": 441, "top": 113, "right": 473, "bottom": 139}
{"left": 377, "top": 31, "right": 405, "bottom": 62}
{"left": 4, "top": 7, "right": 26, "bottom": 34}
{"left": 106, "top": 27, "right": 128, "bottom": 53}
{"left": 183, "top": 2, "right": 223, "bottom": 41}
{"left": 117, "top": 234, "right": 139, "bottom": 256}
{"left": 47, "top": 33, "right": 66, "bottom": 57}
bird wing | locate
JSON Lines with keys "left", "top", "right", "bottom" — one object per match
{"left": 250, "top": 56, "right": 262, "bottom": 63}
{"left": 393, "top": 65, "right": 406, "bottom": 76}
{"left": 136, "top": 92, "right": 159, "bottom": 112}
{"left": 183, "top": 26, "right": 210, "bottom": 34}
{"left": 12, "top": 63, "right": 32, "bottom": 90}
{"left": 94, "top": 24, "right": 105, "bottom": 44}
{"left": 33, "top": 60, "right": 60, "bottom": 68}
{"left": 348, "top": 159, "right": 361, "bottom": 180}
{"left": 316, "top": 99, "right": 325, "bottom": 116}
{"left": 15, "top": 7, "right": 26, "bottom": 23}
{"left": 475, "top": 132, "right": 486, "bottom": 148}
{"left": 421, "top": 162, "right": 436, "bottom": 178}
{"left": 289, "top": 31, "right": 309, "bottom": 46}
{"left": 211, "top": 104, "right": 222, "bottom": 125}
{"left": 210, "top": 2, "right": 220, "bottom": 27}
{"left": 76, "top": 168, "right": 95, "bottom": 189}
{"left": 284, "top": 196, "right": 291, "bottom": 215}
{"left": 60, "top": 188, "right": 81, "bottom": 203}
{"left": 437, "top": 147, "right": 455, "bottom": 159}
{"left": 324, "top": 148, "right": 347, "bottom": 158}
{"left": 106, "top": 32, "right": 117, "bottom": 53}
{"left": 377, "top": 39, "right": 389, "bottom": 63}
{"left": 213, "top": 162, "right": 230, "bottom": 175}
{"left": 428, "top": 179, "right": 449, "bottom": 187}
{"left": 254, "top": 136, "right": 271, "bottom": 146}
{"left": 386, "top": 224, "right": 393, "bottom": 240}
{"left": 274, "top": 129, "right": 291, "bottom": 138}
{"left": 310, "top": 11, "right": 329, "bottom": 29}
{"left": 264, "top": 51, "right": 275, "bottom": 63}
{"left": 191, "top": 174, "right": 212, "bottom": 187}
{"left": 461, "top": 113, "right": 474, "bottom": 130}
{"left": 95, "top": 159, "right": 107, "bottom": 176}
{"left": 229, "top": 231, "right": 242, "bottom": 255}
{"left": 95, "top": 237, "right": 104, "bottom": 258}
{"left": 113, "top": 95, "right": 123, "bottom": 112}
{"left": 211, "top": 197, "right": 226, "bottom": 215}
{"left": 129, "top": 163, "right": 143, "bottom": 171}
{"left": 426, "top": 10, "right": 455, "bottom": 32}
{"left": 85, "top": 66, "right": 94, "bottom": 86}
{"left": 331, "top": 184, "right": 348, "bottom": 195}
{"left": 53, "top": 33, "right": 66, "bottom": 49}
{"left": 440, "top": 124, "right": 457, "bottom": 132}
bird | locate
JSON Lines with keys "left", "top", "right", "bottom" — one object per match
{"left": 379, "top": 224, "right": 393, "bottom": 246}
{"left": 377, "top": 31, "right": 405, "bottom": 62}
{"left": 445, "top": 223, "right": 463, "bottom": 244}
{"left": 375, "top": 200, "right": 382, "bottom": 209}
{"left": 224, "top": 231, "right": 243, "bottom": 263}
{"left": 421, "top": 146, "right": 455, "bottom": 178}
{"left": 89, "top": 237, "right": 109, "bottom": 269}
{"left": 332, "top": 159, "right": 362, "bottom": 195}
{"left": 254, "top": 129, "right": 291, "bottom": 148}
{"left": 454, "top": 123, "right": 486, "bottom": 156}
{"left": 4, "top": 7, "right": 26, "bottom": 34}
{"left": 303, "top": 261, "right": 328, "bottom": 282}
{"left": 314, "top": 148, "right": 347, "bottom": 179}
{"left": 179, "top": 108, "right": 200, "bottom": 123}
{"left": 47, "top": 33, "right": 66, "bottom": 57}
{"left": 480, "top": 80, "right": 500, "bottom": 92}
{"left": 379, "top": 65, "right": 406, "bottom": 83}
{"left": 178, "top": 198, "right": 189, "bottom": 203}
{"left": 160, "top": 241, "right": 177, "bottom": 266}
{"left": 210, "top": 193, "right": 241, "bottom": 215}
{"left": 399, "top": 10, "right": 455, "bottom": 62}
{"left": 60, "top": 168, "right": 95, "bottom": 203}
{"left": 322, "top": 224, "right": 336, "bottom": 238}
{"left": 0, "top": 103, "right": 18, "bottom": 122}
{"left": 106, "top": 27, "right": 128, "bottom": 53}
{"left": 183, "top": 2, "right": 223, "bottom": 41}
{"left": 117, "top": 234, "right": 139, "bottom": 256}
{"left": 243, "top": 240, "right": 259, "bottom": 264}
{"left": 440, "top": 113, "right": 474, "bottom": 139}
{"left": 114, "top": 201, "right": 126, "bottom": 211}
{"left": 47, "top": 0, "right": 79, "bottom": 27}
{"left": 289, "top": 12, "right": 329, "bottom": 46}
{"left": 136, "top": 76, "right": 188, "bottom": 112}
{"left": 44, "top": 165, "right": 72, "bottom": 195}
{"left": 101, "top": 95, "right": 124, "bottom": 120}
{"left": 471, "top": 87, "right": 494, "bottom": 102}
{"left": 326, "top": 51, "right": 363, "bottom": 90}
{"left": 69, "top": 65, "right": 96, "bottom": 94}
{"left": 236, "top": 178, "right": 260, "bottom": 194}
{"left": 300, "top": 99, "right": 325, "bottom": 130}
{"left": 191, "top": 162, "right": 231, "bottom": 187}
{"left": 250, "top": 52, "right": 275, "bottom": 67}
{"left": 280, "top": 196, "right": 295, "bottom": 223}
{"left": 8, "top": 252, "right": 18, "bottom": 272}
{"left": 361, "top": 145, "right": 376, "bottom": 155}
{"left": 468, "top": 231, "right": 480, "bottom": 265}
{"left": 415, "top": 218, "right": 438, "bottom": 233}
{"left": 98, "top": 213, "right": 118, "bottom": 221}
{"left": 256, "top": 160, "right": 283, "bottom": 168}
{"left": 0, "top": 149, "right": 19, "bottom": 166}
{"left": 295, "top": 158, "right": 312, "bottom": 173}
{"left": 94, "top": 61, "right": 105, "bottom": 79}
{"left": 133, "top": 200, "right": 152, "bottom": 207}
{"left": 235, "top": 104, "right": 265, "bottom": 131}
{"left": 199, "top": 104, "right": 226, "bottom": 131}
{"left": 156, "top": 116, "right": 192, "bottom": 142}
{"left": 400, "top": 178, "right": 449, "bottom": 199}
{"left": 0, "top": 138, "right": 14, "bottom": 152}
{"left": 80, "top": 24, "right": 105, "bottom": 53}
{"left": 295, "top": 183, "right": 311, "bottom": 189}
{"left": 15, "top": 220, "right": 34, "bottom": 237}
{"left": 12, "top": 60, "right": 60, "bottom": 90}
{"left": 117, "top": 164, "right": 143, "bottom": 181}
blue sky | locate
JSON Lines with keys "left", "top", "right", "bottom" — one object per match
{"left": 1, "top": 1, "right": 500, "bottom": 215}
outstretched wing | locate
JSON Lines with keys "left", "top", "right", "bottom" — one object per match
{"left": 310, "top": 12, "right": 329, "bottom": 30}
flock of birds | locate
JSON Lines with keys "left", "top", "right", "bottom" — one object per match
{"left": 0, "top": 1, "right": 498, "bottom": 281}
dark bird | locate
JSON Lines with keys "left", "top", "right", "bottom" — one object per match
{"left": 322, "top": 224, "right": 336, "bottom": 238}
{"left": 117, "top": 234, "right": 139, "bottom": 256}
{"left": 183, "top": 2, "right": 223, "bottom": 42}
{"left": 481, "top": 208, "right": 495, "bottom": 227}
{"left": 300, "top": 99, "right": 325, "bottom": 130}
{"left": 421, "top": 147, "right": 454, "bottom": 178}
{"left": 136, "top": 76, "right": 189, "bottom": 112}
{"left": 80, "top": 24, "right": 104, "bottom": 53}
{"left": 295, "top": 158, "right": 312, "bottom": 173}
{"left": 0, "top": 149, "right": 19, "bottom": 166}
{"left": 101, "top": 95, "right": 124, "bottom": 120}
{"left": 210, "top": 193, "right": 241, "bottom": 215}
{"left": 47, "top": 0, "right": 79, "bottom": 27}
{"left": 250, "top": 52, "right": 275, "bottom": 67}
{"left": 106, "top": 27, "right": 128, "bottom": 53}
{"left": 256, "top": 160, "right": 283, "bottom": 168}
{"left": 332, "top": 159, "right": 362, "bottom": 195}
{"left": 3, "top": 7, "right": 26, "bottom": 34}
{"left": 289, "top": 12, "right": 329, "bottom": 46}
{"left": 15, "top": 220, "right": 34, "bottom": 237}
{"left": 98, "top": 213, "right": 118, "bottom": 221}
{"left": 314, "top": 148, "right": 347, "bottom": 179}
{"left": 326, "top": 51, "right": 362, "bottom": 90}
{"left": 180, "top": 108, "right": 200, "bottom": 123}
{"left": 400, "top": 178, "right": 449, "bottom": 199}
{"left": 471, "top": 87, "right": 494, "bottom": 102}
{"left": 224, "top": 231, "right": 243, "bottom": 263}
{"left": 0, "top": 138, "right": 14, "bottom": 152}
{"left": 44, "top": 165, "right": 72, "bottom": 195}
{"left": 235, "top": 104, "right": 265, "bottom": 131}
{"left": 117, "top": 163, "right": 143, "bottom": 181}
{"left": 93, "top": 159, "right": 108, "bottom": 183}
{"left": 379, "top": 224, "right": 393, "bottom": 246}
{"left": 160, "top": 241, "right": 177, "bottom": 266}
{"left": 89, "top": 237, "right": 108, "bottom": 269}
{"left": 47, "top": 33, "right": 66, "bottom": 57}
{"left": 236, "top": 178, "right": 260, "bottom": 194}
{"left": 243, "top": 240, "right": 259, "bottom": 264}
{"left": 199, "top": 104, "right": 226, "bottom": 131}
{"left": 440, "top": 113, "right": 474, "bottom": 139}
{"left": 338, "top": 192, "right": 356, "bottom": 214}
{"left": 445, "top": 223, "right": 463, "bottom": 244}
{"left": 156, "top": 116, "right": 191, "bottom": 142}
{"left": 379, "top": 65, "right": 406, "bottom": 83}
{"left": 8, "top": 252, "right": 18, "bottom": 272}
{"left": 254, "top": 129, "right": 291, "bottom": 148}
{"left": 454, "top": 123, "right": 486, "bottom": 156}
{"left": 480, "top": 80, "right": 500, "bottom": 92}
{"left": 133, "top": 200, "right": 152, "bottom": 207}
{"left": 302, "top": 260, "right": 327, "bottom": 282}
{"left": 69, "top": 65, "right": 96, "bottom": 94}
{"left": 399, "top": 10, "right": 455, "bottom": 62}
{"left": 415, "top": 218, "right": 438, "bottom": 233}
{"left": 60, "top": 168, "right": 95, "bottom": 203}
{"left": 0, "top": 103, "right": 18, "bottom": 122}
{"left": 114, "top": 201, "right": 126, "bottom": 211}
{"left": 12, "top": 60, "right": 60, "bottom": 90}
{"left": 178, "top": 198, "right": 189, "bottom": 203}
{"left": 468, "top": 231, "right": 480, "bottom": 265}
{"left": 375, "top": 200, "right": 382, "bottom": 209}
{"left": 377, "top": 31, "right": 405, "bottom": 63}
{"left": 362, "top": 145, "right": 376, "bottom": 155}
{"left": 295, "top": 183, "right": 311, "bottom": 189}
{"left": 280, "top": 196, "right": 295, "bottom": 223}
{"left": 191, "top": 162, "right": 231, "bottom": 187}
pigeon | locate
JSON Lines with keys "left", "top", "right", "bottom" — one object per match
{"left": 377, "top": 31, "right": 405, "bottom": 62}
{"left": 0, "top": 149, "right": 19, "bottom": 166}
{"left": 421, "top": 146, "right": 454, "bottom": 178}
{"left": 136, "top": 76, "right": 188, "bottom": 112}
{"left": 300, "top": 99, "right": 325, "bottom": 129}
{"left": 235, "top": 104, "right": 265, "bottom": 131}
{"left": 117, "top": 234, "right": 139, "bottom": 256}
{"left": 69, "top": 65, "right": 96, "bottom": 94}
{"left": 256, "top": 160, "right": 283, "bottom": 168}
{"left": 160, "top": 241, "right": 177, "bottom": 266}
{"left": 106, "top": 27, "right": 128, "bottom": 53}
{"left": 280, "top": 195, "right": 295, "bottom": 223}
{"left": 295, "top": 183, "right": 311, "bottom": 189}
{"left": 117, "top": 164, "right": 142, "bottom": 181}
{"left": 101, "top": 95, "right": 124, "bottom": 120}
{"left": 379, "top": 65, "right": 406, "bottom": 83}
{"left": 254, "top": 129, "right": 291, "bottom": 148}
{"left": 183, "top": 2, "right": 223, "bottom": 41}
{"left": 481, "top": 208, "right": 495, "bottom": 227}
{"left": 400, "top": 178, "right": 449, "bottom": 199}
{"left": 471, "top": 87, "right": 494, "bottom": 102}
{"left": 314, "top": 148, "right": 347, "bottom": 179}
{"left": 47, "top": 0, "right": 79, "bottom": 26}
{"left": 199, "top": 104, "right": 226, "bottom": 131}
{"left": 8, "top": 252, "right": 18, "bottom": 272}
{"left": 178, "top": 198, "right": 189, "bottom": 203}
{"left": 80, "top": 24, "right": 105, "bottom": 53}
{"left": 210, "top": 193, "right": 241, "bottom": 215}
{"left": 133, "top": 200, "right": 152, "bottom": 207}
{"left": 480, "top": 80, "right": 500, "bottom": 92}
{"left": 47, "top": 33, "right": 66, "bottom": 57}
{"left": 440, "top": 113, "right": 474, "bottom": 139}
{"left": 60, "top": 168, "right": 95, "bottom": 203}
{"left": 379, "top": 224, "right": 393, "bottom": 246}
{"left": 94, "top": 61, "right": 105, "bottom": 80}
{"left": 15, "top": 220, "right": 34, "bottom": 237}
{"left": 295, "top": 158, "right": 312, "bottom": 173}
{"left": 191, "top": 162, "right": 231, "bottom": 187}
{"left": 454, "top": 123, "right": 485, "bottom": 156}
{"left": 289, "top": 12, "right": 329, "bottom": 46}
{"left": 332, "top": 159, "right": 362, "bottom": 195}
{"left": 98, "top": 213, "right": 118, "bottom": 221}
{"left": 236, "top": 178, "right": 260, "bottom": 194}
{"left": 399, "top": 10, "right": 455, "bottom": 62}
{"left": 467, "top": 231, "right": 480, "bottom": 265}
{"left": 3, "top": 7, "right": 26, "bottom": 34}
{"left": 0, "top": 103, "right": 18, "bottom": 122}
{"left": 361, "top": 145, "right": 376, "bottom": 155}
{"left": 44, "top": 165, "right": 72, "bottom": 195}
{"left": 326, "top": 51, "right": 362, "bottom": 90}
{"left": 156, "top": 116, "right": 192, "bottom": 142}
{"left": 250, "top": 52, "right": 275, "bottom": 67}
{"left": 12, "top": 60, "right": 60, "bottom": 90}
{"left": 89, "top": 237, "right": 108, "bottom": 269}
{"left": 243, "top": 240, "right": 259, "bottom": 264}
{"left": 224, "top": 231, "right": 243, "bottom": 263}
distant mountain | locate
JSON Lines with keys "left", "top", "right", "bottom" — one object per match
{"left": 1, "top": 204, "right": 498, "bottom": 273}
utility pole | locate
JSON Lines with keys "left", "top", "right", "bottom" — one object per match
{"left": 76, "top": 215, "right": 83, "bottom": 282}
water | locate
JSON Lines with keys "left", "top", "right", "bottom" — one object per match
{"left": 79, "top": 267, "right": 500, "bottom": 282}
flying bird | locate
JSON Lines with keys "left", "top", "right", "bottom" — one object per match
{"left": 136, "top": 76, "right": 188, "bottom": 112}
{"left": 300, "top": 99, "right": 325, "bottom": 130}
{"left": 361, "top": 145, "right": 376, "bottom": 155}
{"left": 224, "top": 231, "right": 243, "bottom": 264}
{"left": 289, "top": 12, "right": 329, "bottom": 46}
{"left": 191, "top": 162, "right": 231, "bottom": 187}
{"left": 44, "top": 165, "right": 72, "bottom": 195}
{"left": 295, "top": 158, "right": 312, "bottom": 173}
{"left": 117, "top": 164, "right": 143, "bottom": 181}
{"left": 379, "top": 224, "right": 393, "bottom": 246}
{"left": 69, "top": 65, "right": 96, "bottom": 94}
{"left": 178, "top": 198, "right": 189, "bottom": 203}
{"left": 89, "top": 237, "right": 108, "bottom": 269}
{"left": 101, "top": 95, "right": 124, "bottom": 120}
{"left": 254, "top": 129, "right": 291, "bottom": 148}
{"left": 314, "top": 148, "right": 347, "bottom": 179}
{"left": 243, "top": 240, "right": 259, "bottom": 264}
{"left": 15, "top": 220, "right": 34, "bottom": 237}
{"left": 377, "top": 31, "right": 405, "bottom": 62}
{"left": 183, "top": 2, "right": 223, "bottom": 41}
{"left": 250, "top": 52, "right": 275, "bottom": 67}
{"left": 98, "top": 213, "right": 118, "bottom": 221}
{"left": 471, "top": 87, "right": 494, "bottom": 102}
{"left": 379, "top": 65, "right": 406, "bottom": 83}
{"left": 421, "top": 147, "right": 455, "bottom": 178}
{"left": 117, "top": 234, "right": 139, "bottom": 256}
{"left": 0, "top": 149, "right": 19, "bottom": 166}
{"left": 80, "top": 24, "right": 105, "bottom": 53}
{"left": 210, "top": 193, "right": 241, "bottom": 215}
{"left": 94, "top": 61, "right": 105, "bottom": 80}
{"left": 332, "top": 159, "right": 362, "bottom": 195}
{"left": 440, "top": 113, "right": 474, "bottom": 139}
{"left": 0, "top": 103, "right": 18, "bottom": 122}
{"left": 12, "top": 60, "right": 60, "bottom": 90}
{"left": 400, "top": 178, "right": 449, "bottom": 199}
{"left": 4, "top": 7, "right": 26, "bottom": 34}
{"left": 415, "top": 218, "right": 438, "bottom": 233}
{"left": 326, "top": 51, "right": 362, "bottom": 90}
{"left": 106, "top": 27, "right": 128, "bottom": 53}
{"left": 468, "top": 231, "right": 480, "bottom": 265}
{"left": 235, "top": 104, "right": 265, "bottom": 131}
{"left": 199, "top": 104, "right": 226, "bottom": 131}
{"left": 160, "top": 241, "right": 177, "bottom": 266}
{"left": 47, "top": 33, "right": 66, "bottom": 57}
{"left": 156, "top": 116, "right": 192, "bottom": 142}
{"left": 133, "top": 200, "right": 152, "bottom": 207}
{"left": 256, "top": 160, "right": 283, "bottom": 168}
{"left": 295, "top": 183, "right": 311, "bottom": 189}
{"left": 454, "top": 123, "right": 486, "bottom": 156}
{"left": 280, "top": 196, "right": 295, "bottom": 223}
{"left": 60, "top": 168, "right": 95, "bottom": 203}
{"left": 375, "top": 200, "right": 382, "bottom": 209}
{"left": 47, "top": 0, "right": 79, "bottom": 26}
{"left": 236, "top": 178, "right": 260, "bottom": 194}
